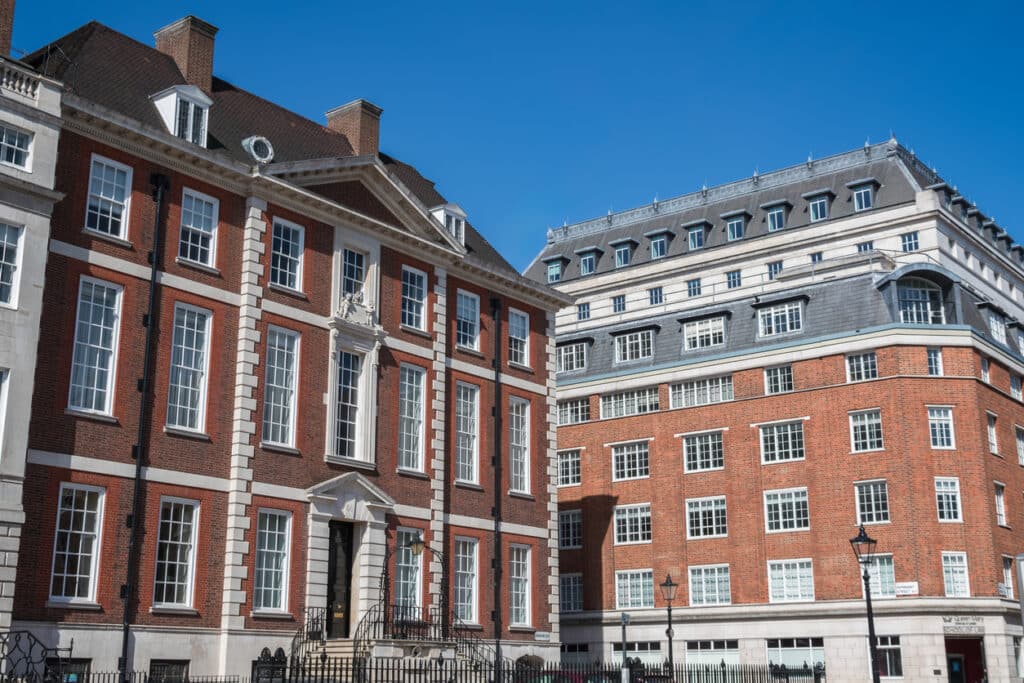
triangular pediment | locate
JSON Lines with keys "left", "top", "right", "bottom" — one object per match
{"left": 307, "top": 471, "right": 396, "bottom": 508}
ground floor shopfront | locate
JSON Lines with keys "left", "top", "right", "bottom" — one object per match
{"left": 560, "top": 599, "right": 1021, "bottom": 681}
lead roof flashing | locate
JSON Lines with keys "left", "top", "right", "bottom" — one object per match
{"left": 608, "top": 237, "right": 639, "bottom": 247}
{"left": 677, "top": 308, "right": 733, "bottom": 324}
{"left": 751, "top": 293, "right": 811, "bottom": 309}
{"left": 758, "top": 198, "right": 792, "bottom": 209}
{"left": 800, "top": 187, "right": 836, "bottom": 199}
{"left": 844, "top": 176, "right": 880, "bottom": 188}
{"left": 643, "top": 227, "right": 674, "bottom": 238}
{"left": 607, "top": 323, "right": 661, "bottom": 336}
{"left": 573, "top": 245, "right": 605, "bottom": 255}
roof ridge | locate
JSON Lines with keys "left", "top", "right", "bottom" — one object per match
{"left": 210, "top": 76, "right": 350, "bottom": 142}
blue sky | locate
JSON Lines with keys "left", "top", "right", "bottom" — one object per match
{"left": 13, "top": 1, "right": 1024, "bottom": 272}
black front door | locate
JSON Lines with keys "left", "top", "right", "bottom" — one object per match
{"left": 326, "top": 521, "right": 355, "bottom": 638}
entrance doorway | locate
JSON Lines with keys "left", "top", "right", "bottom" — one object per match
{"left": 327, "top": 521, "right": 355, "bottom": 638}
{"left": 944, "top": 637, "right": 985, "bottom": 683}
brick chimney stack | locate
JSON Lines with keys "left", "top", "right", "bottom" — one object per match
{"left": 0, "top": 0, "right": 15, "bottom": 58}
{"left": 326, "top": 99, "right": 383, "bottom": 157}
{"left": 154, "top": 15, "right": 218, "bottom": 93}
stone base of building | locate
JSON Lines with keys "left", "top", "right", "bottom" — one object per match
{"left": 560, "top": 598, "right": 1023, "bottom": 682}
{"left": 0, "top": 516, "right": 23, "bottom": 631}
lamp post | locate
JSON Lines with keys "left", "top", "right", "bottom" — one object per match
{"left": 850, "top": 525, "right": 881, "bottom": 683}
{"left": 408, "top": 533, "right": 450, "bottom": 642}
{"left": 659, "top": 575, "right": 678, "bottom": 672}
{"left": 620, "top": 612, "right": 631, "bottom": 683}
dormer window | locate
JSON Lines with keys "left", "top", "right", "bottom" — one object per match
{"left": 430, "top": 203, "right": 467, "bottom": 247}
{"left": 151, "top": 85, "right": 213, "bottom": 149}
{"left": 580, "top": 253, "right": 596, "bottom": 275}
{"left": 809, "top": 195, "right": 829, "bottom": 222}
{"left": 615, "top": 245, "right": 630, "bottom": 267}
{"left": 853, "top": 185, "right": 874, "bottom": 211}
{"left": 687, "top": 225, "right": 705, "bottom": 250}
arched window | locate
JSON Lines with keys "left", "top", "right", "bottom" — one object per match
{"left": 897, "top": 277, "right": 945, "bottom": 324}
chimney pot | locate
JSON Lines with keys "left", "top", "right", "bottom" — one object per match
{"left": 154, "top": 15, "right": 218, "bottom": 93}
{"left": 0, "top": 0, "right": 15, "bottom": 58}
{"left": 325, "top": 99, "right": 383, "bottom": 157}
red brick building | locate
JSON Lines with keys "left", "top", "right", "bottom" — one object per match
{"left": 8, "top": 14, "right": 569, "bottom": 676}
{"left": 527, "top": 142, "right": 1024, "bottom": 681}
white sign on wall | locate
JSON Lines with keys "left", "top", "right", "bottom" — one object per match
{"left": 894, "top": 582, "right": 919, "bottom": 596}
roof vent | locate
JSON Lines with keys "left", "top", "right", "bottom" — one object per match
{"left": 242, "top": 135, "right": 274, "bottom": 164}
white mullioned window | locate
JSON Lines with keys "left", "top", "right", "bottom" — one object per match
{"left": 927, "top": 347, "right": 943, "bottom": 376}
{"left": 768, "top": 559, "right": 814, "bottom": 603}
{"left": 270, "top": 218, "right": 304, "bottom": 291}
{"left": 683, "top": 317, "right": 725, "bottom": 350}
{"left": 808, "top": 195, "right": 829, "bottom": 222}
{"left": 1003, "top": 557, "right": 1015, "bottom": 600}
{"left": 856, "top": 481, "right": 890, "bottom": 524}
{"left": 0, "top": 222, "right": 22, "bottom": 305}
{"left": 166, "top": 304, "right": 211, "bottom": 433}
{"left": 683, "top": 431, "right": 725, "bottom": 472}
{"left": 559, "top": 509, "right": 583, "bottom": 549}
{"left": 758, "top": 301, "right": 802, "bottom": 336}
{"left": 49, "top": 484, "right": 104, "bottom": 601}
{"left": 864, "top": 554, "right": 896, "bottom": 599}
{"left": 988, "top": 413, "right": 999, "bottom": 454}
{"left": 178, "top": 189, "right": 218, "bottom": 267}
{"left": 454, "top": 383, "right": 479, "bottom": 483}
{"left": 614, "top": 329, "right": 653, "bottom": 363}
{"left": 612, "top": 294, "right": 626, "bottom": 313}
{"left": 928, "top": 406, "right": 955, "bottom": 448}
{"left": 760, "top": 421, "right": 805, "bottom": 463}
{"left": 253, "top": 509, "right": 291, "bottom": 612}
{"left": 601, "top": 388, "right": 659, "bottom": 418}
{"left": 615, "top": 569, "right": 654, "bottom": 609}
{"left": 982, "top": 357, "right": 991, "bottom": 383}
{"left": 454, "top": 538, "right": 478, "bottom": 623}
{"left": 0, "top": 124, "right": 31, "bottom": 168}
{"left": 990, "top": 312, "right": 1008, "bottom": 345}
{"left": 767, "top": 206, "right": 785, "bottom": 232}
{"left": 334, "top": 350, "right": 363, "bottom": 459}
{"left": 853, "top": 185, "right": 874, "bottom": 211}
{"left": 341, "top": 248, "right": 365, "bottom": 298}
{"left": 153, "top": 497, "right": 199, "bottom": 607}
{"left": 726, "top": 270, "right": 742, "bottom": 289}
{"left": 765, "top": 366, "right": 793, "bottom": 394}
{"left": 671, "top": 375, "right": 733, "bottom": 408}
{"left": 400, "top": 266, "right": 427, "bottom": 330}
{"left": 687, "top": 496, "right": 728, "bottom": 538}
{"left": 614, "top": 504, "right": 652, "bottom": 544}
{"left": 69, "top": 278, "right": 123, "bottom": 415}
{"left": 560, "top": 574, "right": 583, "bottom": 613}
{"left": 509, "top": 545, "right": 531, "bottom": 626}
{"left": 847, "top": 352, "right": 878, "bottom": 382}
{"left": 686, "top": 279, "right": 702, "bottom": 297}
{"left": 688, "top": 226, "right": 705, "bottom": 250}
{"left": 727, "top": 216, "right": 744, "bottom": 241}
{"left": 935, "top": 478, "right": 962, "bottom": 522}
{"left": 767, "top": 638, "right": 824, "bottom": 668}
{"left": 557, "top": 398, "right": 589, "bottom": 425}
{"left": 556, "top": 343, "right": 587, "bottom": 373}
{"left": 1016, "top": 426, "right": 1024, "bottom": 466}
{"left": 767, "top": 260, "right": 783, "bottom": 280}
{"left": 85, "top": 155, "right": 132, "bottom": 239}
{"left": 547, "top": 261, "right": 561, "bottom": 283}
{"left": 175, "top": 96, "right": 208, "bottom": 145}
{"left": 612, "top": 441, "right": 650, "bottom": 481}
{"left": 651, "top": 236, "right": 667, "bottom": 258}
{"left": 508, "top": 308, "right": 530, "bottom": 367}
{"left": 579, "top": 253, "right": 595, "bottom": 275}
{"left": 901, "top": 231, "right": 919, "bottom": 252}
{"left": 648, "top": 287, "right": 663, "bottom": 305}
{"left": 557, "top": 449, "right": 581, "bottom": 486}
{"left": 262, "top": 327, "right": 299, "bottom": 447}
{"left": 397, "top": 365, "right": 426, "bottom": 471}
{"left": 764, "top": 488, "right": 810, "bottom": 532}
{"left": 689, "top": 565, "right": 730, "bottom": 606}
{"left": 1012, "top": 374, "right": 1022, "bottom": 400}
{"left": 509, "top": 397, "right": 530, "bottom": 494}
{"left": 995, "top": 483, "right": 1007, "bottom": 526}
{"left": 857, "top": 240, "right": 874, "bottom": 253}
{"left": 455, "top": 290, "right": 480, "bottom": 350}
{"left": 850, "top": 410, "right": 884, "bottom": 452}
{"left": 897, "top": 277, "right": 944, "bottom": 324}
{"left": 942, "top": 552, "right": 970, "bottom": 597}
{"left": 395, "top": 529, "right": 422, "bottom": 619}
{"left": 615, "top": 245, "right": 630, "bottom": 268}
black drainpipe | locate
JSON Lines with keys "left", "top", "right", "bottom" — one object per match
{"left": 490, "top": 296, "right": 504, "bottom": 677}
{"left": 119, "top": 173, "right": 169, "bottom": 681}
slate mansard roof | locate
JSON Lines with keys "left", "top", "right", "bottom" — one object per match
{"left": 22, "top": 21, "right": 520, "bottom": 278}
{"left": 525, "top": 140, "right": 1021, "bottom": 284}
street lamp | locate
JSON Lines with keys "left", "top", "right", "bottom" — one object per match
{"left": 659, "top": 575, "right": 678, "bottom": 671}
{"left": 620, "top": 612, "right": 631, "bottom": 669}
{"left": 407, "top": 532, "right": 450, "bottom": 641}
{"left": 850, "top": 525, "right": 881, "bottom": 683}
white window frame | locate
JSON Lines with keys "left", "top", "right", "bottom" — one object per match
{"left": 901, "top": 231, "right": 919, "bottom": 252}
{"left": 84, "top": 154, "right": 133, "bottom": 240}
{"left": 764, "top": 365, "right": 794, "bottom": 394}
{"left": 601, "top": 388, "right": 659, "bottom": 419}
{"left": 808, "top": 195, "right": 829, "bottom": 222}
{"left": 942, "top": 551, "right": 970, "bottom": 597}
{"left": 727, "top": 216, "right": 744, "bottom": 241}
{"left": 682, "top": 431, "right": 725, "bottom": 473}
{"left": 253, "top": 508, "right": 292, "bottom": 613}
{"left": 174, "top": 95, "right": 209, "bottom": 146}
{"left": 454, "top": 537, "right": 478, "bottom": 624}
{"left": 615, "top": 569, "right": 654, "bottom": 609}
{"left": 177, "top": 188, "right": 219, "bottom": 268}
{"left": 1016, "top": 425, "right": 1024, "bottom": 466}
{"left": 927, "top": 347, "right": 943, "bottom": 376}
{"left": 988, "top": 413, "right": 999, "bottom": 454}
{"left": 863, "top": 554, "right": 896, "bottom": 599}
{"left": 557, "top": 398, "right": 589, "bottom": 426}
{"left": 400, "top": 265, "right": 428, "bottom": 331}
{"left": 340, "top": 247, "right": 367, "bottom": 298}
{"left": 767, "top": 559, "right": 814, "bottom": 603}
{"left": 648, "top": 287, "right": 663, "bottom": 306}
{"left": 671, "top": 375, "right": 733, "bottom": 408}
{"left": 454, "top": 382, "right": 479, "bottom": 484}
{"left": 560, "top": 573, "right": 584, "bottom": 613}
{"left": 760, "top": 421, "right": 806, "bottom": 463}
{"left": 509, "top": 397, "right": 531, "bottom": 494}
{"left": 165, "top": 302, "right": 212, "bottom": 434}
{"left": 846, "top": 352, "right": 878, "bottom": 382}
{"left": 767, "top": 206, "right": 785, "bottom": 232}
{"left": 853, "top": 185, "right": 874, "bottom": 212}
{"left": 614, "top": 245, "right": 630, "bottom": 268}
{"left": 509, "top": 544, "right": 531, "bottom": 626}
{"left": 397, "top": 364, "right": 427, "bottom": 472}
{"left": 1003, "top": 556, "right": 1016, "bottom": 600}
{"left": 328, "top": 345, "right": 372, "bottom": 463}
{"left": 612, "top": 441, "right": 650, "bottom": 481}
{"left": 559, "top": 509, "right": 583, "bottom": 549}
{"left": 576, "top": 302, "right": 590, "bottom": 321}
{"left": 614, "top": 329, "right": 653, "bottom": 363}
{"left": 612, "top": 294, "right": 626, "bottom": 313}
{"left": 982, "top": 357, "right": 991, "bottom": 383}
{"left": 688, "top": 564, "right": 731, "bottom": 606}
{"left": 0, "top": 123, "right": 32, "bottom": 170}
{"left": 764, "top": 488, "right": 810, "bottom": 533}
{"left": 547, "top": 261, "right": 561, "bottom": 283}
{"left": 686, "top": 496, "right": 728, "bottom": 539}
{"left": 269, "top": 217, "right": 305, "bottom": 292}
{"left": 686, "top": 278, "right": 702, "bottom": 297}
{"left": 726, "top": 269, "right": 742, "bottom": 289}
{"left": 261, "top": 326, "right": 300, "bottom": 448}
{"left": 995, "top": 482, "right": 1008, "bottom": 527}
{"left": 855, "top": 480, "right": 890, "bottom": 525}
{"left": 0, "top": 222, "right": 23, "bottom": 308}
{"left": 395, "top": 528, "right": 423, "bottom": 616}
{"left": 758, "top": 301, "right": 802, "bottom": 337}
{"left": 1012, "top": 374, "right": 1022, "bottom": 401}
{"left": 849, "top": 409, "right": 884, "bottom": 453}
{"left": 508, "top": 308, "right": 530, "bottom": 368}
{"left": 580, "top": 252, "right": 596, "bottom": 275}
{"left": 614, "top": 503, "right": 652, "bottom": 545}
{"left": 766, "top": 261, "right": 783, "bottom": 280}
{"left": 556, "top": 342, "right": 587, "bottom": 374}
{"left": 650, "top": 236, "right": 667, "bottom": 259}
{"left": 687, "top": 226, "right": 704, "bottom": 250}
{"left": 49, "top": 483, "right": 105, "bottom": 603}
{"left": 68, "top": 277, "right": 123, "bottom": 416}
{"left": 153, "top": 496, "right": 199, "bottom": 608}
{"left": 455, "top": 290, "right": 481, "bottom": 350}
{"left": 556, "top": 449, "right": 582, "bottom": 487}
{"left": 683, "top": 317, "right": 725, "bottom": 350}
{"left": 928, "top": 406, "right": 956, "bottom": 449}
{"left": 935, "top": 477, "right": 962, "bottom": 522}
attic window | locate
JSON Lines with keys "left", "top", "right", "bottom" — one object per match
{"left": 151, "top": 85, "right": 213, "bottom": 149}
{"left": 445, "top": 214, "right": 465, "bottom": 244}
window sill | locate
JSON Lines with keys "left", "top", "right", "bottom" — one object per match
{"left": 556, "top": 482, "right": 581, "bottom": 489}
{"left": 991, "top": 451, "right": 1003, "bottom": 458}
{"left": 509, "top": 626, "right": 536, "bottom": 633}
{"left": 509, "top": 491, "right": 534, "bottom": 501}
{"left": 999, "top": 524, "right": 1012, "bottom": 530}
{"left": 455, "top": 481, "right": 484, "bottom": 491}
{"left": 455, "top": 623, "right": 483, "bottom": 631}
{"left": 46, "top": 600, "right": 102, "bottom": 610}
{"left": 508, "top": 362, "right": 534, "bottom": 374}
{"left": 400, "top": 325, "right": 433, "bottom": 340}
{"left": 268, "top": 282, "right": 308, "bottom": 300}
{"left": 65, "top": 408, "right": 119, "bottom": 424}
{"left": 325, "top": 455, "right": 376, "bottom": 472}
{"left": 164, "top": 426, "right": 210, "bottom": 441}
{"left": 261, "top": 442, "right": 301, "bottom": 456}
{"left": 397, "top": 468, "right": 428, "bottom": 480}
{"left": 455, "top": 345, "right": 484, "bottom": 358}
{"left": 251, "top": 610, "right": 295, "bottom": 620}
{"left": 175, "top": 256, "right": 221, "bottom": 277}
{"left": 150, "top": 606, "right": 199, "bottom": 616}
{"left": 83, "top": 228, "right": 133, "bottom": 249}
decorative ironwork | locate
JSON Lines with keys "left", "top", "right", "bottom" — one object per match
{"left": 252, "top": 647, "right": 287, "bottom": 683}
{"left": 0, "top": 630, "right": 71, "bottom": 683}
{"left": 288, "top": 607, "right": 327, "bottom": 665}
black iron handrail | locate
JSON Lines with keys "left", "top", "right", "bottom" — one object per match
{"left": 287, "top": 607, "right": 327, "bottom": 665}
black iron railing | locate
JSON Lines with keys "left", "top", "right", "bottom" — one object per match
{"left": 287, "top": 607, "right": 327, "bottom": 665}
{"left": 0, "top": 630, "right": 72, "bottom": 683}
